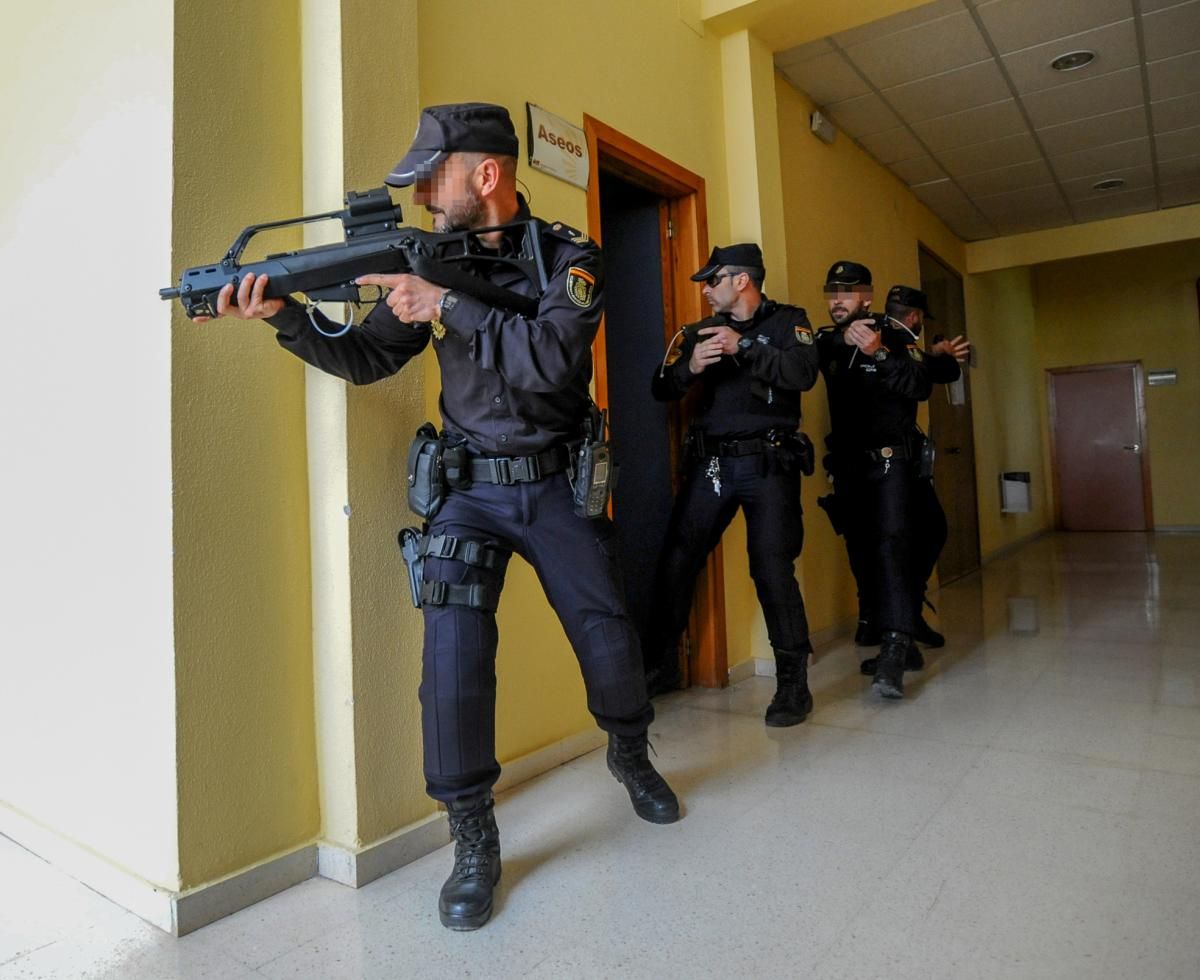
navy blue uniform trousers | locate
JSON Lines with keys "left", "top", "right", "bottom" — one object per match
{"left": 647, "top": 452, "right": 810, "bottom": 662}
{"left": 419, "top": 472, "right": 653, "bottom": 803}
{"left": 838, "top": 459, "right": 920, "bottom": 635}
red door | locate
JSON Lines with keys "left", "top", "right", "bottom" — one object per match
{"left": 1048, "top": 363, "right": 1152, "bottom": 531}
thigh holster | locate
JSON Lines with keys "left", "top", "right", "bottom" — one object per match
{"left": 399, "top": 528, "right": 504, "bottom": 612}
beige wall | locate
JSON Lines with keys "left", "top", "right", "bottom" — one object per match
{"left": 1033, "top": 239, "right": 1200, "bottom": 529}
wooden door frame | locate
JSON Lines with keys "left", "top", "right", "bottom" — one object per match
{"left": 1046, "top": 361, "right": 1154, "bottom": 530}
{"left": 583, "top": 114, "right": 727, "bottom": 688}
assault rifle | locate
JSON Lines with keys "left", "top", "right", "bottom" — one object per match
{"left": 160, "top": 186, "right": 549, "bottom": 321}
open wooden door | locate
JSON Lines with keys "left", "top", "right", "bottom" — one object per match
{"left": 584, "top": 116, "right": 726, "bottom": 688}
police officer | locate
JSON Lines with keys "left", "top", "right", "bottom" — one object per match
{"left": 643, "top": 244, "right": 820, "bottom": 727}
{"left": 816, "top": 263, "right": 948, "bottom": 698}
{"left": 195, "top": 103, "right": 679, "bottom": 930}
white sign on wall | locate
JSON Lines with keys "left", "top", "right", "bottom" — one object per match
{"left": 526, "top": 103, "right": 590, "bottom": 190}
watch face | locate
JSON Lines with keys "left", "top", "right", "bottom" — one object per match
{"left": 874, "top": 348, "right": 888, "bottom": 361}
{"left": 441, "top": 291, "right": 459, "bottom": 313}
{"left": 738, "top": 337, "right": 753, "bottom": 350}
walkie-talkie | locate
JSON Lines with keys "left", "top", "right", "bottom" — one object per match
{"left": 572, "top": 404, "right": 614, "bottom": 519}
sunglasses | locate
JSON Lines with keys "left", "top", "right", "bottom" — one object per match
{"left": 703, "top": 271, "right": 737, "bottom": 288}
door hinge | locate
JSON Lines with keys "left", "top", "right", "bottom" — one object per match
{"left": 667, "top": 219, "right": 675, "bottom": 239}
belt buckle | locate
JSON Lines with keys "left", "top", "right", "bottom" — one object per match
{"left": 490, "top": 457, "right": 514, "bottom": 485}
{"left": 880, "top": 447, "right": 894, "bottom": 459}
{"left": 518, "top": 454, "right": 541, "bottom": 482}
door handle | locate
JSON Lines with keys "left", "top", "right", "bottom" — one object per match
{"left": 1122, "top": 444, "right": 1141, "bottom": 452}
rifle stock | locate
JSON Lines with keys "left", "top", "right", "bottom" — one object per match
{"left": 161, "top": 186, "right": 549, "bottom": 321}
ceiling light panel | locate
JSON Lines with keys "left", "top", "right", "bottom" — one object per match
{"left": 1001, "top": 19, "right": 1140, "bottom": 94}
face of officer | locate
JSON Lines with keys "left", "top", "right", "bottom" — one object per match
{"left": 412, "top": 152, "right": 517, "bottom": 233}
{"left": 703, "top": 268, "right": 751, "bottom": 315}
{"left": 826, "top": 287, "right": 872, "bottom": 325}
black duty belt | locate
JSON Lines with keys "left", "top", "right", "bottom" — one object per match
{"left": 693, "top": 429, "right": 789, "bottom": 457}
{"left": 864, "top": 445, "right": 910, "bottom": 463}
{"left": 469, "top": 444, "right": 571, "bottom": 485}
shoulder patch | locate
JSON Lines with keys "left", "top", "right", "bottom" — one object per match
{"left": 545, "top": 221, "right": 595, "bottom": 248}
{"left": 566, "top": 266, "right": 596, "bottom": 308}
{"left": 795, "top": 325, "right": 814, "bottom": 345}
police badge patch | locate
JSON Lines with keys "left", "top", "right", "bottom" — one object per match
{"left": 795, "top": 325, "right": 813, "bottom": 344}
{"left": 566, "top": 267, "right": 596, "bottom": 308}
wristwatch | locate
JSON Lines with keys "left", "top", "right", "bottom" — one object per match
{"left": 873, "top": 347, "right": 889, "bottom": 362}
{"left": 437, "top": 290, "right": 459, "bottom": 318}
{"left": 737, "top": 335, "right": 754, "bottom": 353}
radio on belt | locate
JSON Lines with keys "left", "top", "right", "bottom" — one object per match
{"left": 571, "top": 403, "right": 615, "bottom": 519}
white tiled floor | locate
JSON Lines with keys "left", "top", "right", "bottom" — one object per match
{"left": 3, "top": 532, "right": 1199, "bottom": 979}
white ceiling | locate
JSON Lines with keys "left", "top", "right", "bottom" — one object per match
{"left": 775, "top": 0, "right": 1200, "bottom": 240}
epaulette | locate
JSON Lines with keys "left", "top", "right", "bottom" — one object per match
{"left": 543, "top": 221, "right": 595, "bottom": 249}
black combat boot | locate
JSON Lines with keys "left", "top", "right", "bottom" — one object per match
{"left": 764, "top": 647, "right": 814, "bottom": 727}
{"left": 859, "top": 643, "right": 924, "bottom": 676}
{"left": 912, "top": 616, "right": 945, "bottom": 648}
{"left": 854, "top": 617, "right": 881, "bottom": 647}
{"left": 438, "top": 793, "right": 502, "bottom": 930}
{"left": 607, "top": 732, "right": 681, "bottom": 824}
{"left": 872, "top": 631, "right": 909, "bottom": 699}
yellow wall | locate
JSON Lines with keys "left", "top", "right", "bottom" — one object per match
{"left": 965, "top": 268, "right": 1051, "bottom": 556}
{"left": 0, "top": 0, "right": 180, "bottom": 892}
{"left": 774, "top": 74, "right": 967, "bottom": 638}
{"left": 1032, "top": 239, "right": 1200, "bottom": 529}
{"left": 171, "top": 0, "right": 319, "bottom": 885}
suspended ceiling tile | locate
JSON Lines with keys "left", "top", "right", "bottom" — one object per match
{"left": 939, "top": 131, "right": 1043, "bottom": 176}
{"left": 856, "top": 126, "right": 927, "bottom": 164}
{"left": 911, "top": 99, "right": 1028, "bottom": 152}
{"left": 974, "top": 0, "right": 1133, "bottom": 55}
{"left": 847, "top": 11, "right": 992, "bottom": 90}
{"left": 956, "top": 158, "right": 1056, "bottom": 196}
{"left": 1156, "top": 123, "right": 1200, "bottom": 160}
{"left": 1152, "top": 91, "right": 1200, "bottom": 133}
{"left": 1142, "top": 0, "right": 1192, "bottom": 11}
{"left": 1147, "top": 50, "right": 1200, "bottom": 100}
{"left": 1141, "top": 0, "right": 1200, "bottom": 63}
{"left": 1158, "top": 152, "right": 1200, "bottom": 182}
{"left": 1159, "top": 174, "right": 1200, "bottom": 205}
{"left": 974, "top": 182, "right": 1068, "bottom": 219}
{"left": 1048, "top": 137, "right": 1153, "bottom": 179}
{"left": 890, "top": 155, "right": 949, "bottom": 185}
{"left": 833, "top": 0, "right": 966, "bottom": 48}
{"left": 824, "top": 92, "right": 902, "bottom": 137}
{"left": 990, "top": 205, "right": 1074, "bottom": 235}
{"left": 941, "top": 210, "right": 999, "bottom": 241}
{"left": 911, "top": 177, "right": 975, "bottom": 211}
{"left": 1002, "top": 20, "right": 1140, "bottom": 95}
{"left": 884, "top": 60, "right": 1011, "bottom": 122}
{"left": 1021, "top": 66, "right": 1145, "bottom": 129}
{"left": 1072, "top": 187, "right": 1157, "bottom": 222}
{"left": 781, "top": 52, "right": 872, "bottom": 107}
{"left": 774, "top": 37, "right": 834, "bottom": 68}
{"left": 1060, "top": 164, "right": 1156, "bottom": 199}
{"left": 1037, "top": 105, "right": 1148, "bottom": 155}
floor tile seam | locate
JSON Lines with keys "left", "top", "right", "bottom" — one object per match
{"left": 804, "top": 717, "right": 994, "bottom": 753}
{"left": 0, "top": 940, "right": 58, "bottom": 970}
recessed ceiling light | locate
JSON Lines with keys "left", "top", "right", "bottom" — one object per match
{"left": 1051, "top": 50, "right": 1096, "bottom": 71}
{"left": 1092, "top": 178, "right": 1125, "bottom": 191}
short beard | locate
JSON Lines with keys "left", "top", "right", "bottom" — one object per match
{"left": 829, "top": 300, "right": 867, "bottom": 325}
{"left": 434, "top": 185, "right": 486, "bottom": 233}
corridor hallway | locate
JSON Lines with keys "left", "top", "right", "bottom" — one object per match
{"left": 3, "top": 533, "right": 1199, "bottom": 979}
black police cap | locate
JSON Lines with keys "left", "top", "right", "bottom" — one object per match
{"left": 691, "top": 243, "right": 765, "bottom": 281}
{"left": 887, "top": 284, "right": 935, "bottom": 318}
{"left": 386, "top": 103, "right": 520, "bottom": 187}
{"left": 824, "top": 260, "right": 872, "bottom": 289}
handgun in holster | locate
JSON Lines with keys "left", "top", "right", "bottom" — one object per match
{"left": 398, "top": 526, "right": 425, "bottom": 608}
